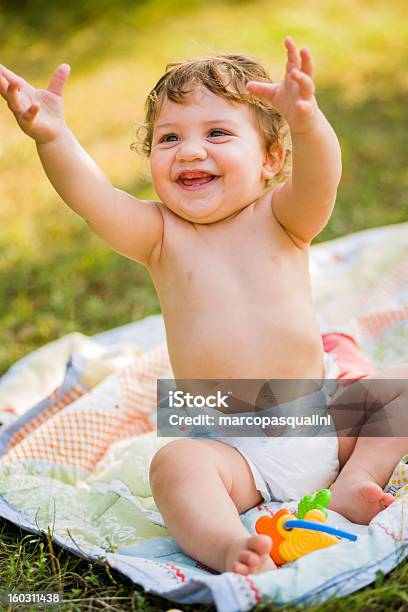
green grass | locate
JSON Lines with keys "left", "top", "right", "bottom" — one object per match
{"left": 0, "top": 522, "right": 407, "bottom": 611}
{"left": 0, "top": 0, "right": 407, "bottom": 609}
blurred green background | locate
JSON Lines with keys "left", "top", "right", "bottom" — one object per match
{"left": 1, "top": 0, "right": 407, "bottom": 374}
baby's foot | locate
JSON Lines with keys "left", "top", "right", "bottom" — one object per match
{"left": 225, "top": 534, "right": 275, "bottom": 575}
{"left": 329, "top": 476, "right": 395, "bottom": 525}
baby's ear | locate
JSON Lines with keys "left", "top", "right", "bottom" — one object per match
{"left": 262, "top": 141, "right": 284, "bottom": 181}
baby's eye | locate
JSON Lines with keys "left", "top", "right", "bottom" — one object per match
{"left": 208, "top": 129, "right": 228, "bottom": 138}
{"left": 160, "top": 134, "right": 179, "bottom": 143}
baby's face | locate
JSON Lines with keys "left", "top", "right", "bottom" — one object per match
{"left": 150, "top": 86, "right": 276, "bottom": 223}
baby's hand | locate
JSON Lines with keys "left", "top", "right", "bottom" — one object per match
{"left": 0, "top": 63, "right": 70, "bottom": 144}
{"left": 247, "top": 37, "right": 318, "bottom": 133}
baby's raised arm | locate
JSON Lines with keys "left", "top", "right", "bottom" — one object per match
{"left": 0, "top": 63, "right": 163, "bottom": 266}
{"left": 247, "top": 37, "right": 342, "bottom": 246}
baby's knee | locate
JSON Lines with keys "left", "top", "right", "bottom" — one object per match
{"left": 149, "top": 439, "right": 206, "bottom": 488}
{"left": 370, "top": 365, "right": 408, "bottom": 403}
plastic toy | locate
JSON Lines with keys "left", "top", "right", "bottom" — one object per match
{"left": 255, "top": 488, "right": 357, "bottom": 566}
{"left": 296, "top": 488, "right": 331, "bottom": 519}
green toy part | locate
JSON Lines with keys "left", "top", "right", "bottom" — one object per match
{"left": 296, "top": 488, "right": 331, "bottom": 519}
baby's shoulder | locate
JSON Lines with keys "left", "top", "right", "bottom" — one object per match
{"left": 252, "top": 188, "right": 311, "bottom": 250}
{"left": 154, "top": 203, "right": 201, "bottom": 249}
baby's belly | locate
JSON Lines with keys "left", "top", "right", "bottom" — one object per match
{"left": 165, "top": 315, "right": 324, "bottom": 380}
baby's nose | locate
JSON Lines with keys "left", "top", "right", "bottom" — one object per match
{"left": 176, "top": 140, "right": 207, "bottom": 162}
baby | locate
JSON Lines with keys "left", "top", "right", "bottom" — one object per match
{"left": 1, "top": 37, "right": 407, "bottom": 575}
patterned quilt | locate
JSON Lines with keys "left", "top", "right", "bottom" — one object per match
{"left": 0, "top": 222, "right": 407, "bottom": 611}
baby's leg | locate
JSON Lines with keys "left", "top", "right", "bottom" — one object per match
{"left": 330, "top": 364, "right": 408, "bottom": 524}
{"left": 149, "top": 439, "right": 275, "bottom": 574}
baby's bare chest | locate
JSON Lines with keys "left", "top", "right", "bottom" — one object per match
{"left": 149, "top": 209, "right": 322, "bottom": 378}
{"left": 154, "top": 215, "right": 310, "bottom": 309}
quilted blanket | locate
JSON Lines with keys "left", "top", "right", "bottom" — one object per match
{"left": 0, "top": 222, "right": 407, "bottom": 611}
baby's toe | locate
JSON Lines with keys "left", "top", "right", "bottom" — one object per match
{"left": 247, "top": 534, "right": 272, "bottom": 556}
{"left": 361, "top": 482, "right": 385, "bottom": 503}
{"left": 233, "top": 561, "right": 250, "bottom": 575}
{"left": 238, "top": 550, "right": 260, "bottom": 568}
{"left": 382, "top": 492, "right": 395, "bottom": 507}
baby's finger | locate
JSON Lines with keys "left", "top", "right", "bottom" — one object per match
{"left": 7, "top": 82, "right": 23, "bottom": 113}
{"left": 246, "top": 80, "right": 279, "bottom": 101}
{"left": 0, "top": 74, "right": 9, "bottom": 97}
{"left": 0, "top": 64, "right": 25, "bottom": 88}
{"left": 21, "top": 102, "right": 40, "bottom": 122}
{"left": 300, "top": 48, "right": 314, "bottom": 78}
{"left": 47, "top": 63, "right": 70, "bottom": 96}
{"left": 285, "top": 36, "right": 301, "bottom": 72}
{"left": 290, "top": 69, "right": 315, "bottom": 99}
{"left": 296, "top": 99, "right": 314, "bottom": 116}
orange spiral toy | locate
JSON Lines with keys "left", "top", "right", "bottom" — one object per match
{"left": 255, "top": 489, "right": 357, "bottom": 566}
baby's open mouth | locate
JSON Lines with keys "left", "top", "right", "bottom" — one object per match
{"left": 177, "top": 171, "right": 218, "bottom": 190}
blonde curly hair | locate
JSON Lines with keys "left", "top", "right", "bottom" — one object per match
{"left": 132, "top": 53, "right": 290, "bottom": 181}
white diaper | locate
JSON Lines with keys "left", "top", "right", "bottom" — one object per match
{"left": 217, "top": 352, "right": 340, "bottom": 502}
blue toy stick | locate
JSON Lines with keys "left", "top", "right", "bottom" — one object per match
{"left": 284, "top": 519, "right": 358, "bottom": 541}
